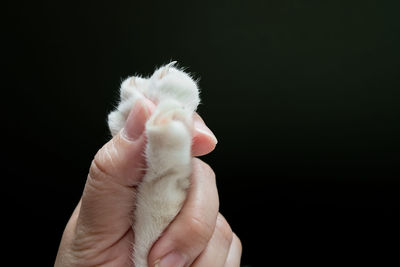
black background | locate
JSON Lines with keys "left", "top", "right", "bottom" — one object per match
{"left": 4, "top": 0, "right": 400, "bottom": 266}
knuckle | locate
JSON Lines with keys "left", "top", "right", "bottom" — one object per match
{"left": 87, "top": 160, "right": 110, "bottom": 193}
{"left": 89, "top": 155, "right": 111, "bottom": 182}
{"left": 233, "top": 233, "right": 243, "bottom": 254}
{"left": 88, "top": 156, "right": 118, "bottom": 191}
{"left": 89, "top": 139, "right": 119, "bottom": 182}
{"left": 185, "top": 214, "right": 215, "bottom": 246}
{"left": 215, "top": 214, "right": 233, "bottom": 245}
{"left": 193, "top": 158, "right": 216, "bottom": 182}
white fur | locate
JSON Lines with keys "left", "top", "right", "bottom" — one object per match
{"left": 107, "top": 62, "right": 200, "bottom": 267}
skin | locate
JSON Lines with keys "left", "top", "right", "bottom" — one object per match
{"left": 55, "top": 99, "right": 242, "bottom": 267}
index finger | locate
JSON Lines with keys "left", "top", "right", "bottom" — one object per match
{"left": 192, "top": 113, "right": 218, "bottom": 156}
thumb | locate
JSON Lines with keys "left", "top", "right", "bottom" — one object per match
{"left": 77, "top": 98, "right": 155, "bottom": 242}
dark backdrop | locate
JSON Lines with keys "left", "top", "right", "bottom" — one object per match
{"left": 4, "top": 0, "right": 399, "bottom": 265}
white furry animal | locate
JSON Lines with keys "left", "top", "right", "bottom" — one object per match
{"left": 107, "top": 62, "right": 200, "bottom": 267}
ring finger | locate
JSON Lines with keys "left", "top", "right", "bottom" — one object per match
{"left": 191, "top": 213, "right": 234, "bottom": 267}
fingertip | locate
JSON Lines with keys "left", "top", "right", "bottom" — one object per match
{"left": 225, "top": 233, "right": 243, "bottom": 267}
{"left": 121, "top": 98, "right": 156, "bottom": 142}
{"left": 192, "top": 113, "right": 217, "bottom": 156}
{"left": 193, "top": 113, "right": 218, "bottom": 143}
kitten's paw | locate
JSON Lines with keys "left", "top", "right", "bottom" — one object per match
{"left": 107, "top": 62, "right": 200, "bottom": 138}
{"left": 120, "top": 76, "right": 149, "bottom": 101}
{"left": 108, "top": 76, "right": 150, "bottom": 136}
{"left": 145, "top": 99, "right": 193, "bottom": 171}
{"left": 147, "top": 62, "right": 200, "bottom": 112}
{"left": 146, "top": 99, "right": 193, "bottom": 142}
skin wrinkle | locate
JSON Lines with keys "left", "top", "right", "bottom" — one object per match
{"left": 68, "top": 214, "right": 133, "bottom": 267}
{"left": 70, "top": 234, "right": 128, "bottom": 267}
{"left": 224, "top": 234, "right": 242, "bottom": 267}
{"left": 91, "top": 141, "right": 144, "bottom": 189}
{"left": 187, "top": 215, "right": 216, "bottom": 247}
{"left": 101, "top": 137, "right": 120, "bottom": 179}
{"left": 104, "top": 144, "right": 115, "bottom": 172}
{"left": 84, "top": 173, "right": 136, "bottom": 214}
{"left": 82, "top": 164, "right": 137, "bottom": 239}
{"left": 108, "top": 137, "right": 119, "bottom": 170}
{"left": 91, "top": 155, "right": 116, "bottom": 186}
{"left": 73, "top": 199, "right": 135, "bottom": 266}
{"left": 191, "top": 214, "right": 232, "bottom": 267}
{"left": 215, "top": 214, "right": 233, "bottom": 247}
{"left": 88, "top": 159, "right": 125, "bottom": 191}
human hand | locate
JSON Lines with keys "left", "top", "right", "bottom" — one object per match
{"left": 55, "top": 98, "right": 242, "bottom": 267}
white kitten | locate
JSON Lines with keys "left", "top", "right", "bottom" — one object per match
{"left": 107, "top": 62, "right": 200, "bottom": 267}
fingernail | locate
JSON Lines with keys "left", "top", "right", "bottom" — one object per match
{"left": 194, "top": 118, "right": 218, "bottom": 145}
{"left": 122, "top": 98, "right": 151, "bottom": 141}
{"left": 154, "top": 251, "right": 186, "bottom": 267}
